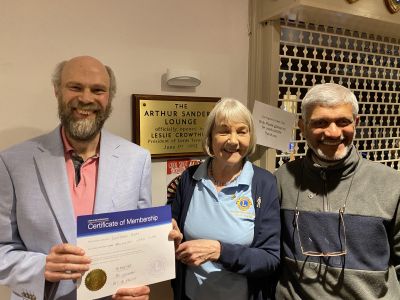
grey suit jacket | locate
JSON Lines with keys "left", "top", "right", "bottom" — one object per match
{"left": 0, "top": 127, "right": 152, "bottom": 300}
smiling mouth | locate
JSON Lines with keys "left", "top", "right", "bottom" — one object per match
{"left": 73, "top": 108, "right": 98, "bottom": 116}
{"left": 321, "top": 140, "right": 343, "bottom": 146}
{"left": 224, "top": 147, "right": 239, "bottom": 153}
{"left": 320, "top": 134, "right": 345, "bottom": 146}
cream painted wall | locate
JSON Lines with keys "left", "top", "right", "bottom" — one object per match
{"left": 0, "top": 0, "right": 249, "bottom": 299}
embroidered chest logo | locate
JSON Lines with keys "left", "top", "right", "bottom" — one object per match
{"left": 236, "top": 196, "right": 253, "bottom": 211}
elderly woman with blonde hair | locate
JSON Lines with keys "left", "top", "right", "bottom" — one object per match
{"left": 169, "top": 98, "right": 280, "bottom": 300}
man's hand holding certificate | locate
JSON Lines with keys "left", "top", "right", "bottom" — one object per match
{"left": 77, "top": 205, "right": 175, "bottom": 299}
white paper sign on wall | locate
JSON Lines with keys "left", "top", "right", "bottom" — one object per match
{"left": 252, "top": 100, "right": 296, "bottom": 152}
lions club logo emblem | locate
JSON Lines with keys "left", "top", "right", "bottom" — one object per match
{"left": 236, "top": 196, "right": 252, "bottom": 211}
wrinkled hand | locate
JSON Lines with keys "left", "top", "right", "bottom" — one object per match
{"left": 168, "top": 218, "right": 183, "bottom": 249}
{"left": 45, "top": 243, "right": 91, "bottom": 282}
{"left": 112, "top": 285, "right": 150, "bottom": 300}
{"left": 176, "top": 239, "right": 221, "bottom": 266}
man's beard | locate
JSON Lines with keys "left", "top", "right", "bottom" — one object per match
{"left": 310, "top": 143, "right": 352, "bottom": 161}
{"left": 307, "top": 135, "right": 352, "bottom": 162}
{"left": 58, "top": 97, "right": 112, "bottom": 141}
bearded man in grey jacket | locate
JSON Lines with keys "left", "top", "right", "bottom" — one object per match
{"left": 0, "top": 56, "right": 152, "bottom": 300}
{"left": 275, "top": 83, "right": 400, "bottom": 299}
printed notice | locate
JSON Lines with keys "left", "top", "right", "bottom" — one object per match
{"left": 252, "top": 101, "right": 296, "bottom": 152}
{"left": 77, "top": 206, "right": 175, "bottom": 299}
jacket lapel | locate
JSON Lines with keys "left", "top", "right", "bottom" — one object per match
{"left": 34, "top": 127, "right": 76, "bottom": 244}
{"left": 93, "top": 130, "right": 121, "bottom": 213}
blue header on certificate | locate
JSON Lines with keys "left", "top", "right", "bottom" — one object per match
{"left": 77, "top": 205, "right": 171, "bottom": 237}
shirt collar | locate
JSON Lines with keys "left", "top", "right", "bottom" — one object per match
{"left": 193, "top": 158, "right": 209, "bottom": 181}
{"left": 61, "top": 127, "right": 75, "bottom": 155}
{"left": 305, "top": 145, "right": 360, "bottom": 178}
{"left": 193, "top": 157, "right": 253, "bottom": 187}
{"left": 60, "top": 127, "right": 100, "bottom": 158}
{"left": 237, "top": 160, "right": 253, "bottom": 186}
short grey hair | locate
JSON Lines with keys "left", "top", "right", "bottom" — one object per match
{"left": 51, "top": 60, "right": 117, "bottom": 101}
{"left": 301, "top": 83, "right": 358, "bottom": 123}
{"left": 203, "top": 97, "right": 256, "bottom": 157}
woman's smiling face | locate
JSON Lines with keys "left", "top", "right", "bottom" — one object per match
{"left": 211, "top": 117, "right": 250, "bottom": 167}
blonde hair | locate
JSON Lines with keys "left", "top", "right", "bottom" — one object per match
{"left": 202, "top": 97, "right": 256, "bottom": 157}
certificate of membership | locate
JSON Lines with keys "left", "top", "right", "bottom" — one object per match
{"left": 77, "top": 205, "right": 175, "bottom": 299}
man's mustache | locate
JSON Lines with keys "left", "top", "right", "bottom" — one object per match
{"left": 69, "top": 100, "right": 101, "bottom": 111}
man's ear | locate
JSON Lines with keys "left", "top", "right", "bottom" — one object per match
{"left": 355, "top": 116, "right": 360, "bottom": 126}
{"left": 298, "top": 118, "right": 305, "bottom": 136}
{"left": 54, "top": 86, "right": 59, "bottom": 98}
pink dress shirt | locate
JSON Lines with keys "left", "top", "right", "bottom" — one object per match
{"left": 61, "top": 128, "right": 99, "bottom": 218}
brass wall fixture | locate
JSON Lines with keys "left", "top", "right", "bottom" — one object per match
{"left": 385, "top": 0, "right": 400, "bottom": 13}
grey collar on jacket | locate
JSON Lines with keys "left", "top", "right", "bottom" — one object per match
{"left": 304, "top": 145, "right": 361, "bottom": 179}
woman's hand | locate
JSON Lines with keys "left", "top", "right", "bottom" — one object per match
{"left": 176, "top": 239, "right": 221, "bottom": 266}
{"left": 168, "top": 218, "right": 183, "bottom": 249}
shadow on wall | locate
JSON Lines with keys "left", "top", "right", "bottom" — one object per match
{"left": 0, "top": 127, "right": 47, "bottom": 151}
{"left": 0, "top": 286, "right": 10, "bottom": 299}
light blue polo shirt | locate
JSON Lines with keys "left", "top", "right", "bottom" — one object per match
{"left": 184, "top": 158, "right": 255, "bottom": 300}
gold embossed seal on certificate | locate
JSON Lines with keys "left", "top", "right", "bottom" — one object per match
{"left": 85, "top": 268, "right": 107, "bottom": 291}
